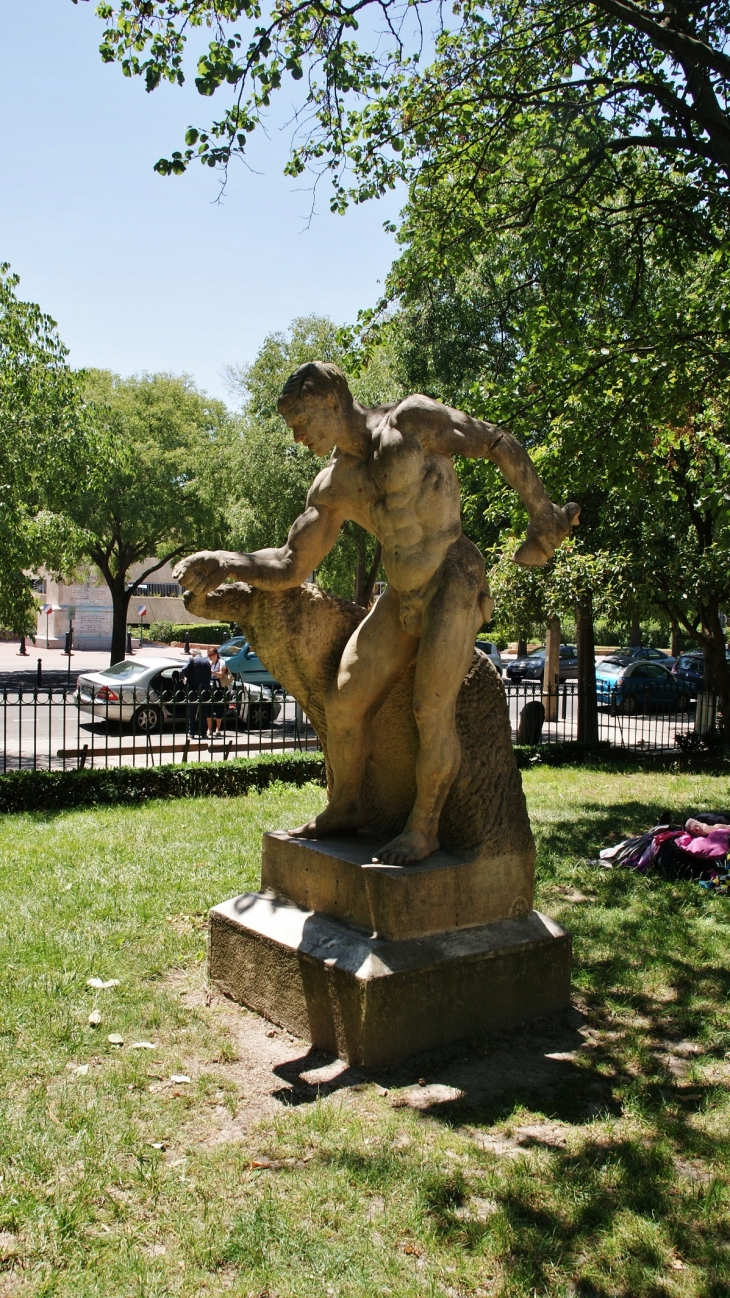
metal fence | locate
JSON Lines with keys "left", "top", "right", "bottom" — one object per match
{"left": 0, "top": 676, "right": 720, "bottom": 772}
{"left": 506, "top": 680, "right": 717, "bottom": 752}
{"left": 0, "top": 681, "right": 320, "bottom": 772}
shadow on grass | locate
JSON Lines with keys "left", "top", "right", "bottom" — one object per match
{"left": 259, "top": 798, "right": 730, "bottom": 1295}
{"left": 272, "top": 799, "right": 730, "bottom": 1149}
{"left": 532, "top": 795, "right": 718, "bottom": 865}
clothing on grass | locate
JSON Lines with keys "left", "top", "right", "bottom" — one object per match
{"left": 596, "top": 812, "right": 730, "bottom": 884}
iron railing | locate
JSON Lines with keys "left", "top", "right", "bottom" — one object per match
{"left": 0, "top": 675, "right": 719, "bottom": 772}
{"left": 0, "top": 681, "right": 320, "bottom": 772}
{"left": 506, "top": 680, "right": 716, "bottom": 752}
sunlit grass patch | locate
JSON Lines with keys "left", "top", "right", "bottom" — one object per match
{"left": 0, "top": 769, "right": 728, "bottom": 1295}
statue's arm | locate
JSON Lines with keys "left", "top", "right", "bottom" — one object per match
{"left": 395, "top": 396, "right": 580, "bottom": 566}
{"left": 173, "top": 497, "right": 342, "bottom": 596}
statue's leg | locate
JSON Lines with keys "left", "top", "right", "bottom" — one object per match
{"left": 289, "top": 585, "right": 418, "bottom": 839}
{"left": 375, "top": 558, "right": 483, "bottom": 865}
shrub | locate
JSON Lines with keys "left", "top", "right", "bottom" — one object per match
{"left": 0, "top": 752, "right": 326, "bottom": 814}
{"left": 147, "top": 621, "right": 177, "bottom": 643}
{"left": 145, "top": 622, "right": 235, "bottom": 645}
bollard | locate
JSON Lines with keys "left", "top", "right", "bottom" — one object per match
{"left": 36, "top": 659, "right": 42, "bottom": 688}
{"left": 517, "top": 700, "right": 546, "bottom": 745}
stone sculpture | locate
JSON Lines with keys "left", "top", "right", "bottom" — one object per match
{"left": 175, "top": 362, "right": 579, "bottom": 865}
{"left": 182, "top": 579, "right": 533, "bottom": 885}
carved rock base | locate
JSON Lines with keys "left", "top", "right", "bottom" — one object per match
{"left": 209, "top": 835, "right": 571, "bottom": 1068}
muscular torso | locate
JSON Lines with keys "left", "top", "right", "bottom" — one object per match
{"left": 312, "top": 402, "right": 463, "bottom": 594}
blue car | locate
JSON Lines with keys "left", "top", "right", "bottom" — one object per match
{"left": 595, "top": 659, "right": 686, "bottom": 714}
{"left": 218, "top": 636, "right": 278, "bottom": 688}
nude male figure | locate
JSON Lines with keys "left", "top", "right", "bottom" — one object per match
{"left": 175, "top": 362, "right": 579, "bottom": 864}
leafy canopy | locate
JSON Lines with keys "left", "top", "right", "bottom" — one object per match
{"left": 67, "top": 369, "right": 232, "bottom": 588}
{"left": 84, "top": 0, "right": 730, "bottom": 211}
{"left": 382, "top": 138, "right": 730, "bottom": 703}
{"left": 0, "top": 265, "right": 83, "bottom": 633}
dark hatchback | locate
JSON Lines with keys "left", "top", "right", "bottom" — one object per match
{"left": 600, "top": 646, "right": 675, "bottom": 669}
{"left": 504, "top": 644, "right": 579, "bottom": 683}
{"left": 672, "top": 650, "right": 730, "bottom": 698}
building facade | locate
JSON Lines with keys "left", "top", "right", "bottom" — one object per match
{"left": 35, "top": 561, "right": 191, "bottom": 651}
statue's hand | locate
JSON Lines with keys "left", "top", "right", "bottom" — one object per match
{"left": 173, "top": 551, "right": 225, "bottom": 596}
{"left": 513, "top": 501, "right": 580, "bottom": 567}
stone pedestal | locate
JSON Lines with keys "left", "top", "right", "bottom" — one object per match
{"left": 208, "top": 832, "right": 572, "bottom": 1068}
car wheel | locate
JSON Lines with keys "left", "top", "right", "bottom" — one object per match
{"left": 676, "top": 691, "right": 690, "bottom": 712}
{"left": 247, "top": 702, "right": 273, "bottom": 729}
{"left": 621, "top": 696, "right": 637, "bottom": 715}
{"left": 132, "top": 705, "right": 161, "bottom": 733}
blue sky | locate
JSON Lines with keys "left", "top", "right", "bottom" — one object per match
{"left": 0, "top": 1, "right": 403, "bottom": 399}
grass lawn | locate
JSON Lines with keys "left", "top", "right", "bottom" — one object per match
{"left": 0, "top": 768, "right": 729, "bottom": 1297}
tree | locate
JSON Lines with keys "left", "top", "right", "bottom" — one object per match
{"left": 88, "top": 0, "right": 730, "bottom": 214}
{"left": 607, "top": 416, "right": 730, "bottom": 725}
{"left": 491, "top": 542, "right": 623, "bottom": 740}
{"left": 61, "top": 371, "right": 232, "bottom": 664}
{"left": 0, "top": 264, "right": 83, "bottom": 634}
{"left": 223, "top": 314, "right": 405, "bottom": 603}
{"left": 487, "top": 548, "right": 551, "bottom": 654}
{"left": 378, "top": 144, "right": 730, "bottom": 727}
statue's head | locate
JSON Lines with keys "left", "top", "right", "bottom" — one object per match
{"left": 277, "top": 361, "right": 353, "bottom": 456}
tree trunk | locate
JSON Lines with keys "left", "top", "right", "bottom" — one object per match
{"left": 362, "top": 542, "right": 382, "bottom": 607}
{"left": 354, "top": 541, "right": 382, "bottom": 606}
{"left": 353, "top": 553, "right": 365, "bottom": 606}
{"left": 110, "top": 587, "right": 132, "bottom": 665}
{"left": 542, "top": 616, "right": 561, "bottom": 722}
{"left": 671, "top": 620, "right": 681, "bottom": 658}
{"left": 701, "top": 612, "right": 729, "bottom": 738}
{"left": 517, "top": 636, "right": 527, "bottom": 658}
{"left": 577, "top": 599, "right": 599, "bottom": 744}
{"left": 629, "top": 617, "right": 641, "bottom": 647}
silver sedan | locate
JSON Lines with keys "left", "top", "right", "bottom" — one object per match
{"left": 73, "top": 655, "right": 281, "bottom": 733}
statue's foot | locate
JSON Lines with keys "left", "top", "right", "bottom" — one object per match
{"left": 288, "top": 803, "right": 367, "bottom": 840}
{"left": 373, "top": 829, "right": 439, "bottom": 866}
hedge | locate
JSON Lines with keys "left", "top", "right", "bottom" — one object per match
{"left": 0, "top": 752, "right": 326, "bottom": 814}
{"left": 2, "top": 742, "right": 725, "bottom": 815}
{"left": 514, "top": 740, "right": 730, "bottom": 771}
{"left": 146, "top": 622, "right": 235, "bottom": 646}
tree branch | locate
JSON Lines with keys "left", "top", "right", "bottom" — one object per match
{"left": 589, "top": 0, "right": 730, "bottom": 82}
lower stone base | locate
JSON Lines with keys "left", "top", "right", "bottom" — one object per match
{"left": 208, "top": 892, "right": 572, "bottom": 1067}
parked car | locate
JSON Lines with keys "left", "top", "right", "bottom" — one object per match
{"left": 74, "top": 655, "right": 281, "bottom": 733}
{"left": 218, "top": 636, "right": 278, "bottom": 687}
{"left": 595, "top": 659, "right": 687, "bottom": 714}
{"left": 598, "top": 646, "right": 675, "bottom": 669}
{"left": 671, "top": 649, "right": 730, "bottom": 699}
{"left": 504, "top": 644, "right": 579, "bottom": 683}
{"left": 474, "top": 639, "right": 503, "bottom": 673}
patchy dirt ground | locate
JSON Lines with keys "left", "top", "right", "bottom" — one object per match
{"left": 162, "top": 965, "right": 627, "bottom": 1157}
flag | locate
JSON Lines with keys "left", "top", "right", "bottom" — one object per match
{"left": 40, "top": 603, "right": 52, "bottom": 615}
{"left": 137, "top": 605, "right": 147, "bottom": 617}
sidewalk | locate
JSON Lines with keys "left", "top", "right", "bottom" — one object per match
{"left": 0, "top": 640, "right": 186, "bottom": 677}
